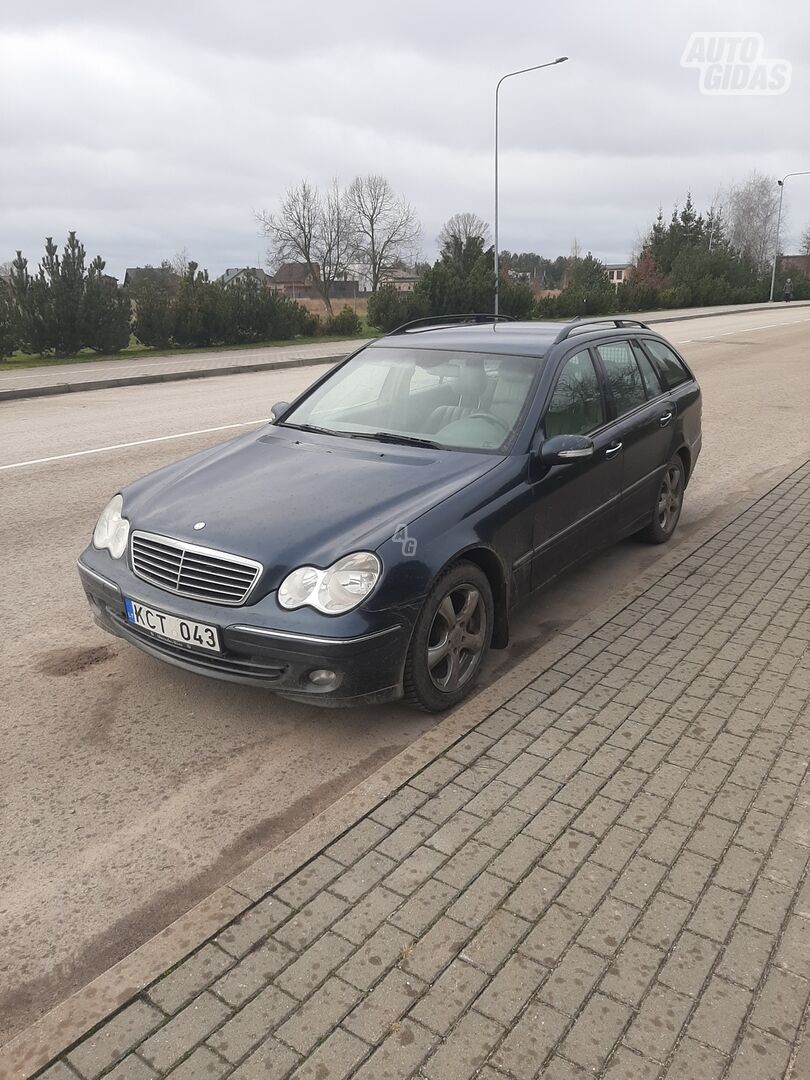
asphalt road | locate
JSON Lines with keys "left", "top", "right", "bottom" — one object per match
{"left": 1, "top": 305, "right": 809, "bottom": 1043}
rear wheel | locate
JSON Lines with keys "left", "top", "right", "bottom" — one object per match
{"left": 404, "top": 562, "right": 493, "bottom": 713}
{"left": 641, "top": 455, "right": 685, "bottom": 544}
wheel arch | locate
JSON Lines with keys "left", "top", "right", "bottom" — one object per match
{"left": 676, "top": 443, "right": 692, "bottom": 486}
{"left": 452, "top": 545, "right": 510, "bottom": 649}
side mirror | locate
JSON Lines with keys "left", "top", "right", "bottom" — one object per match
{"left": 270, "top": 401, "right": 290, "bottom": 423}
{"left": 540, "top": 434, "right": 595, "bottom": 466}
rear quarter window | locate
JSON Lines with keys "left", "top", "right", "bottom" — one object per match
{"left": 643, "top": 339, "right": 692, "bottom": 389}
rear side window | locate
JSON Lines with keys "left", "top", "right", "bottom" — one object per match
{"left": 644, "top": 339, "right": 692, "bottom": 389}
{"left": 631, "top": 341, "right": 663, "bottom": 398}
{"left": 596, "top": 341, "right": 646, "bottom": 416}
{"left": 545, "top": 350, "right": 604, "bottom": 437}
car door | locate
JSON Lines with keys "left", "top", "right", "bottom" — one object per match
{"left": 593, "top": 339, "right": 676, "bottom": 532}
{"left": 530, "top": 347, "right": 623, "bottom": 589}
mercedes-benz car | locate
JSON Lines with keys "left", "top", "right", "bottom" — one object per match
{"left": 78, "top": 315, "right": 702, "bottom": 712}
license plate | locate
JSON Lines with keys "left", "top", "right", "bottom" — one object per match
{"left": 124, "top": 598, "right": 220, "bottom": 653}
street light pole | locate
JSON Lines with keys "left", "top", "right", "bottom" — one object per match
{"left": 494, "top": 57, "right": 568, "bottom": 316}
{"left": 769, "top": 170, "right": 810, "bottom": 302}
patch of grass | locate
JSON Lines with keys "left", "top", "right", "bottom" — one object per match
{"left": 0, "top": 328, "right": 377, "bottom": 371}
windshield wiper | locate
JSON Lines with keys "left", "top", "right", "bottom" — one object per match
{"left": 348, "top": 431, "right": 443, "bottom": 450}
{"left": 281, "top": 422, "right": 337, "bottom": 437}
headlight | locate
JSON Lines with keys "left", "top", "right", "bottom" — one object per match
{"left": 92, "top": 494, "right": 130, "bottom": 559}
{"left": 278, "top": 552, "right": 381, "bottom": 614}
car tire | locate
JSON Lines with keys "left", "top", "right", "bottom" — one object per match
{"left": 404, "top": 561, "right": 494, "bottom": 713}
{"left": 640, "top": 455, "right": 685, "bottom": 544}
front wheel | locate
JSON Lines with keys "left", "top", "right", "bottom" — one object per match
{"left": 404, "top": 562, "right": 493, "bottom": 713}
{"left": 641, "top": 455, "right": 685, "bottom": 544}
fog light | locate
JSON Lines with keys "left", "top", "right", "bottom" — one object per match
{"left": 309, "top": 668, "right": 338, "bottom": 687}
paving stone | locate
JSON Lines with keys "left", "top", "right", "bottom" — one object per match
{"left": 686, "top": 814, "right": 736, "bottom": 859}
{"left": 703, "top": 885, "right": 752, "bottom": 948}
{"left": 573, "top": 795, "right": 624, "bottom": 838}
{"left": 434, "top": 838, "right": 496, "bottom": 889}
{"left": 351, "top": 1018, "right": 437, "bottom": 1080}
{"left": 272, "top": 977, "right": 360, "bottom": 1055}
{"left": 686, "top": 974, "right": 752, "bottom": 1054}
{"left": 725, "top": 1026, "right": 791, "bottom": 1080}
{"left": 522, "top": 799, "right": 578, "bottom": 843}
{"left": 273, "top": 856, "right": 343, "bottom": 908}
{"left": 138, "top": 993, "right": 232, "bottom": 1074}
{"left": 376, "top": 815, "right": 437, "bottom": 861}
{"left": 576, "top": 896, "right": 638, "bottom": 957}
{"left": 67, "top": 1001, "right": 165, "bottom": 1079}
{"left": 503, "top": 864, "right": 566, "bottom": 921}
{"left": 714, "top": 844, "right": 765, "bottom": 894}
{"left": 207, "top": 985, "right": 297, "bottom": 1063}
{"left": 287, "top": 1027, "right": 368, "bottom": 1080}
{"left": 445, "top": 870, "right": 512, "bottom": 928}
{"left": 40, "top": 1064, "right": 90, "bottom": 1080}
{"left": 330, "top": 850, "right": 398, "bottom": 901}
{"left": 399, "top": 916, "right": 473, "bottom": 982}
{"left": 603, "top": 1046, "right": 659, "bottom": 1080}
{"left": 742, "top": 877, "right": 794, "bottom": 934}
{"left": 540, "top": 829, "right": 597, "bottom": 877}
{"left": 426, "top": 810, "right": 483, "bottom": 856}
{"left": 388, "top": 878, "right": 458, "bottom": 935}
{"left": 326, "top": 818, "right": 389, "bottom": 866}
{"left": 410, "top": 958, "right": 488, "bottom": 1034}
{"left": 338, "top": 922, "right": 412, "bottom": 991}
{"left": 211, "top": 940, "right": 295, "bottom": 1007}
{"left": 611, "top": 854, "right": 666, "bottom": 908}
{"left": 423, "top": 1009, "right": 505, "bottom": 1080}
{"left": 488, "top": 832, "right": 545, "bottom": 883}
{"left": 216, "top": 896, "right": 294, "bottom": 959}
{"left": 762, "top": 837, "right": 810, "bottom": 888}
{"left": 537, "top": 944, "right": 607, "bottom": 1016}
{"left": 559, "top": 993, "right": 632, "bottom": 1073}
{"left": 491, "top": 1001, "right": 568, "bottom": 1078}
{"left": 638, "top": 818, "right": 690, "bottom": 866}
{"left": 774, "top": 913, "right": 810, "bottom": 977}
{"left": 750, "top": 967, "right": 810, "bottom": 1042}
{"left": 384, "top": 846, "right": 446, "bottom": 897}
{"left": 275, "top": 932, "right": 355, "bottom": 1000}
{"left": 343, "top": 967, "right": 424, "bottom": 1043}
{"left": 623, "top": 983, "right": 693, "bottom": 1062}
{"left": 599, "top": 937, "right": 664, "bottom": 1006}
{"left": 417, "top": 782, "right": 472, "bottom": 824}
{"left": 101, "top": 1058, "right": 158, "bottom": 1080}
{"left": 164, "top": 1046, "right": 229, "bottom": 1080}
{"left": 410, "top": 756, "right": 464, "bottom": 794}
{"left": 665, "top": 849, "right": 715, "bottom": 901}
{"left": 370, "top": 785, "right": 428, "bottom": 829}
{"left": 331, "top": 885, "right": 402, "bottom": 943}
{"left": 717, "top": 923, "right": 775, "bottom": 989}
{"left": 519, "top": 903, "right": 584, "bottom": 967}
{"left": 273, "top": 891, "right": 348, "bottom": 952}
{"left": 474, "top": 952, "right": 547, "bottom": 1025}
{"left": 534, "top": 1056, "right": 588, "bottom": 1079}
{"left": 557, "top": 859, "right": 616, "bottom": 915}
{"left": 460, "top": 908, "right": 531, "bottom": 973}
{"left": 663, "top": 1036, "right": 727, "bottom": 1080}
{"left": 148, "top": 944, "right": 234, "bottom": 1015}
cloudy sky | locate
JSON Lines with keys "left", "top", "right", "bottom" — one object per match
{"left": 2, "top": 1, "right": 808, "bottom": 280}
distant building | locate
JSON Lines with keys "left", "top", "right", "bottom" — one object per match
{"left": 379, "top": 267, "right": 421, "bottom": 293}
{"left": 605, "top": 262, "right": 633, "bottom": 289}
{"left": 123, "top": 266, "right": 180, "bottom": 293}
{"left": 778, "top": 254, "right": 810, "bottom": 277}
{"left": 218, "top": 267, "right": 274, "bottom": 288}
{"left": 270, "top": 262, "right": 358, "bottom": 300}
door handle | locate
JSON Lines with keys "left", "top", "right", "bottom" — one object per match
{"left": 605, "top": 442, "right": 622, "bottom": 457}
{"left": 659, "top": 411, "right": 674, "bottom": 426}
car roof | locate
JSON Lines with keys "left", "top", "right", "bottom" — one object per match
{"left": 369, "top": 319, "right": 666, "bottom": 357}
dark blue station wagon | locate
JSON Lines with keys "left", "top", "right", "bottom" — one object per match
{"left": 79, "top": 316, "right": 702, "bottom": 712}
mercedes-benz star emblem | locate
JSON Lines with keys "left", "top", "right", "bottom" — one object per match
{"left": 193, "top": 521, "right": 206, "bottom": 531}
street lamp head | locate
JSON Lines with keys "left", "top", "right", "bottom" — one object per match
{"left": 778, "top": 179, "right": 784, "bottom": 187}
{"left": 555, "top": 56, "right": 569, "bottom": 64}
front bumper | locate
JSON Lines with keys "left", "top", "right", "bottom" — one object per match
{"left": 77, "top": 548, "right": 415, "bottom": 704}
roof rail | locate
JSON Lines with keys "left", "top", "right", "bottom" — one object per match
{"left": 387, "top": 313, "right": 515, "bottom": 336}
{"left": 553, "top": 317, "right": 649, "bottom": 344}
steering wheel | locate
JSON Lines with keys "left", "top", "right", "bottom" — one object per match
{"left": 466, "top": 411, "right": 511, "bottom": 436}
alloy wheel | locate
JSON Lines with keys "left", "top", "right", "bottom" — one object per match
{"left": 426, "top": 584, "right": 486, "bottom": 692}
{"left": 657, "top": 464, "right": 683, "bottom": 532}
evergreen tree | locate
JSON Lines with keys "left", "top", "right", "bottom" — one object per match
{"left": 83, "top": 256, "right": 131, "bottom": 353}
{"left": 0, "top": 275, "right": 18, "bottom": 361}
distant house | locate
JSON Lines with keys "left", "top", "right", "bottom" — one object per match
{"left": 270, "top": 262, "right": 358, "bottom": 301}
{"left": 379, "top": 267, "right": 420, "bottom": 294}
{"left": 123, "top": 266, "right": 180, "bottom": 293}
{"left": 218, "top": 267, "right": 274, "bottom": 288}
{"left": 605, "top": 262, "right": 633, "bottom": 289}
{"left": 778, "top": 254, "right": 810, "bottom": 277}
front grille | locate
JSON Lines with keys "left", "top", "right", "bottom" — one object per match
{"left": 130, "top": 531, "right": 262, "bottom": 606}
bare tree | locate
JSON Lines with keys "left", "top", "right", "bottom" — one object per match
{"left": 437, "top": 212, "right": 490, "bottom": 251}
{"left": 346, "top": 175, "right": 420, "bottom": 292}
{"left": 722, "top": 171, "right": 782, "bottom": 272}
{"left": 257, "top": 180, "right": 356, "bottom": 315}
{"left": 800, "top": 225, "right": 810, "bottom": 258}
{"left": 170, "top": 247, "right": 191, "bottom": 276}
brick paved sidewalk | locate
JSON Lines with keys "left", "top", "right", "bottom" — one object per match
{"left": 37, "top": 463, "right": 810, "bottom": 1080}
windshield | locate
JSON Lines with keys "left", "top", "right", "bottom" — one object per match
{"left": 281, "top": 346, "right": 540, "bottom": 452}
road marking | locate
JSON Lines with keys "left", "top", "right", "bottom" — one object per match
{"left": 0, "top": 419, "right": 267, "bottom": 472}
{"left": 674, "top": 316, "right": 810, "bottom": 343}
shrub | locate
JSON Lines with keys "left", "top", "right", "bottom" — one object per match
{"left": 327, "top": 305, "right": 362, "bottom": 336}
{"left": 0, "top": 276, "right": 18, "bottom": 361}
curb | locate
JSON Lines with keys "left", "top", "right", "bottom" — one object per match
{"left": 2, "top": 300, "right": 808, "bottom": 403}
{"left": 4, "top": 451, "right": 809, "bottom": 1079}
{"left": 0, "top": 353, "right": 347, "bottom": 403}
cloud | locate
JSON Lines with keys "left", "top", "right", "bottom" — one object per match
{"left": 1, "top": 0, "right": 808, "bottom": 278}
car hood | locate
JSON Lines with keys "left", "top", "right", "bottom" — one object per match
{"left": 123, "top": 424, "right": 501, "bottom": 592}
